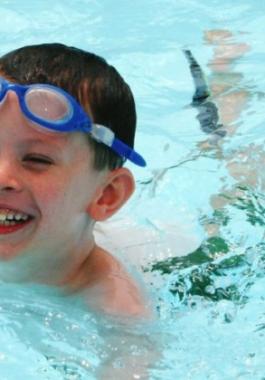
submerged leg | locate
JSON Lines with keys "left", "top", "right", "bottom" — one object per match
{"left": 184, "top": 49, "right": 224, "bottom": 137}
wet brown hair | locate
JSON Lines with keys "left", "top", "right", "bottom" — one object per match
{"left": 0, "top": 43, "right": 137, "bottom": 170}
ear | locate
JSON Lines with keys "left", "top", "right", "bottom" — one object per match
{"left": 86, "top": 168, "right": 135, "bottom": 221}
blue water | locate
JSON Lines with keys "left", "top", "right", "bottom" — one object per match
{"left": 0, "top": 0, "right": 265, "bottom": 379}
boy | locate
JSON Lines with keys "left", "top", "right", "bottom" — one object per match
{"left": 0, "top": 43, "right": 149, "bottom": 317}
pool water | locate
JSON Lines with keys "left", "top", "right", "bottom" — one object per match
{"left": 0, "top": 0, "right": 265, "bottom": 379}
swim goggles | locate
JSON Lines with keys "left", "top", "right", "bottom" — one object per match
{"left": 0, "top": 77, "right": 146, "bottom": 167}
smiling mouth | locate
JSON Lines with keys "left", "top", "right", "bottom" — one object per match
{"left": 0, "top": 209, "right": 34, "bottom": 234}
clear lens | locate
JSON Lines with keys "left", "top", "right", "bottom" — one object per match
{"left": 25, "top": 87, "right": 72, "bottom": 123}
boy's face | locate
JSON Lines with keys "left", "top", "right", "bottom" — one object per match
{"left": 0, "top": 88, "right": 106, "bottom": 266}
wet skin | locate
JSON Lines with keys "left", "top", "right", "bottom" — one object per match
{"left": 0, "top": 89, "right": 148, "bottom": 316}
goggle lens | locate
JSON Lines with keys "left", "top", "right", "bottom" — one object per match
{"left": 25, "top": 88, "right": 72, "bottom": 123}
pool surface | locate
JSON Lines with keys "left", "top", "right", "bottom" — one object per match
{"left": 0, "top": 0, "right": 265, "bottom": 379}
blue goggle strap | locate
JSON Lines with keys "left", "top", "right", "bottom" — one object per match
{"left": 90, "top": 124, "right": 146, "bottom": 167}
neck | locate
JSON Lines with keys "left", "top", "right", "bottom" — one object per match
{"left": 60, "top": 244, "right": 119, "bottom": 294}
{"left": 0, "top": 237, "right": 96, "bottom": 286}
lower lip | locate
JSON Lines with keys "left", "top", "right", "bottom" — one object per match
{"left": 0, "top": 219, "right": 33, "bottom": 234}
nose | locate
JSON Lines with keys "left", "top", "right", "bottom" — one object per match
{"left": 0, "top": 159, "right": 23, "bottom": 193}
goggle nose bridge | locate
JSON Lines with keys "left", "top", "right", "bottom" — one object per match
{"left": 0, "top": 82, "right": 28, "bottom": 106}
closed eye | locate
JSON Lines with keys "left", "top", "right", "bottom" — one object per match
{"left": 23, "top": 154, "right": 54, "bottom": 165}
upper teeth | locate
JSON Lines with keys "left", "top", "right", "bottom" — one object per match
{"left": 0, "top": 210, "right": 30, "bottom": 222}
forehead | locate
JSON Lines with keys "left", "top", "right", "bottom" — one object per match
{"left": 1, "top": 101, "right": 91, "bottom": 156}
{"left": 19, "top": 125, "right": 92, "bottom": 159}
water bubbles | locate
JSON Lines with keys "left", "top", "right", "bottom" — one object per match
{"left": 80, "top": 360, "right": 91, "bottom": 369}
{"left": 66, "top": 323, "right": 80, "bottom": 331}
{"left": 205, "top": 285, "right": 216, "bottom": 295}
{"left": 112, "top": 358, "right": 125, "bottom": 369}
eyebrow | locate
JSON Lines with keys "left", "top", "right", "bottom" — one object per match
{"left": 21, "top": 136, "right": 68, "bottom": 149}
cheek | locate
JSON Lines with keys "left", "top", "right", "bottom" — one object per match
{"left": 30, "top": 157, "right": 101, "bottom": 221}
{"left": 35, "top": 171, "right": 93, "bottom": 218}
{"left": 35, "top": 178, "right": 70, "bottom": 216}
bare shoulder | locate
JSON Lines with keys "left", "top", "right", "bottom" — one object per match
{"left": 82, "top": 245, "right": 150, "bottom": 317}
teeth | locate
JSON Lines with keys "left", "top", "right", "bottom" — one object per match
{"left": 0, "top": 209, "right": 30, "bottom": 223}
{"left": 0, "top": 221, "right": 16, "bottom": 226}
{"left": 7, "top": 212, "right": 15, "bottom": 221}
{"left": 15, "top": 214, "right": 24, "bottom": 221}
